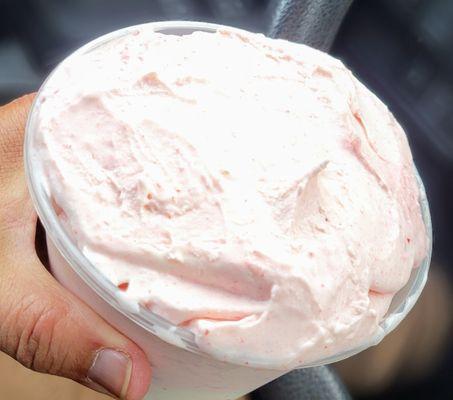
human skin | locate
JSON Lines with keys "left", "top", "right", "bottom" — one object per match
{"left": 0, "top": 94, "right": 151, "bottom": 400}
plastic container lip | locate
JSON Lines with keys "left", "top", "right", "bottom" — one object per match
{"left": 24, "top": 20, "right": 433, "bottom": 370}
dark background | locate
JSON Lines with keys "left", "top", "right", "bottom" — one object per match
{"left": 1, "top": 0, "right": 451, "bottom": 399}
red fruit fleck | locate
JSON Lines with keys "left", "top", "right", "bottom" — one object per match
{"left": 118, "top": 282, "right": 129, "bottom": 291}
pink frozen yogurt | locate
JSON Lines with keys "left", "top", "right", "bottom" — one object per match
{"left": 34, "top": 27, "right": 428, "bottom": 369}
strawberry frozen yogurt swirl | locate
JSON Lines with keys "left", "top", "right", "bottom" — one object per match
{"left": 34, "top": 27, "right": 428, "bottom": 368}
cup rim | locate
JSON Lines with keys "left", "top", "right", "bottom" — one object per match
{"left": 24, "top": 20, "right": 433, "bottom": 370}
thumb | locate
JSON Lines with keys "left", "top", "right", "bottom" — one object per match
{"left": 0, "top": 244, "right": 152, "bottom": 400}
{"left": 0, "top": 94, "right": 151, "bottom": 399}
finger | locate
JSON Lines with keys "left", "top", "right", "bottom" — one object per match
{"left": 0, "top": 95, "right": 152, "bottom": 399}
{"left": 0, "top": 94, "right": 36, "bottom": 233}
{"left": 0, "top": 235, "right": 151, "bottom": 400}
{"left": 0, "top": 94, "right": 35, "bottom": 180}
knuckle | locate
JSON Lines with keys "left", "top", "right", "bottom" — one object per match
{"left": 21, "top": 308, "right": 59, "bottom": 371}
{"left": 1, "top": 294, "right": 72, "bottom": 376}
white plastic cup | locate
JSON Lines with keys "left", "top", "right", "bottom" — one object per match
{"left": 24, "top": 21, "right": 433, "bottom": 400}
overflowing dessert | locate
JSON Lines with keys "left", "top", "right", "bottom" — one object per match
{"left": 33, "top": 27, "right": 428, "bottom": 369}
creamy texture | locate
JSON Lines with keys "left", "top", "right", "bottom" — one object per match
{"left": 35, "top": 27, "right": 428, "bottom": 368}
